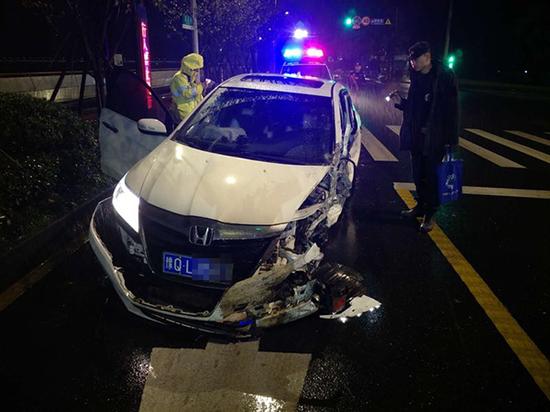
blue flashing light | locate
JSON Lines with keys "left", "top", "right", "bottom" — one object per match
{"left": 283, "top": 47, "right": 303, "bottom": 60}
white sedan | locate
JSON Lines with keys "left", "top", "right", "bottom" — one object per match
{"left": 89, "top": 72, "right": 379, "bottom": 337}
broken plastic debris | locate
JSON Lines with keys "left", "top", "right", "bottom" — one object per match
{"left": 320, "top": 295, "right": 381, "bottom": 320}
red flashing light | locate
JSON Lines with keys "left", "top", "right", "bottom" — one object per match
{"left": 305, "top": 47, "right": 324, "bottom": 58}
{"left": 140, "top": 21, "right": 152, "bottom": 109}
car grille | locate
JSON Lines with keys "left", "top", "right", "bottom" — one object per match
{"left": 139, "top": 201, "right": 277, "bottom": 288}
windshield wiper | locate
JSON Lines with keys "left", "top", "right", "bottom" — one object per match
{"left": 246, "top": 153, "right": 308, "bottom": 165}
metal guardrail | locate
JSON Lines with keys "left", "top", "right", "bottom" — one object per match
{"left": 0, "top": 68, "right": 177, "bottom": 103}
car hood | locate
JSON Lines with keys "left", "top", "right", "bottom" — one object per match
{"left": 125, "top": 139, "right": 330, "bottom": 225}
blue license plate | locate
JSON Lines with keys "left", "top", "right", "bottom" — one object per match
{"left": 162, "top": 252, "right": 233, "bottom": 282}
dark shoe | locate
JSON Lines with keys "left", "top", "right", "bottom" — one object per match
{"left": 420, "top": 214, "right": 436, "bottom": 233}
{"left": 401, "top": 205, "right": 424, "bottom": 219}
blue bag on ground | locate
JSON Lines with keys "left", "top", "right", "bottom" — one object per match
{"left": 437, "top": 149, "right": 463, "bottom": 204}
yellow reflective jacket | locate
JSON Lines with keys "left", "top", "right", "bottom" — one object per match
{"left": 170, "top": 53, "right": 204, "bottom": 120}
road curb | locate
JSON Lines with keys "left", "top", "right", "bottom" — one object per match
{"left": 0, "top": 186, "right": 114, "bottom": 293}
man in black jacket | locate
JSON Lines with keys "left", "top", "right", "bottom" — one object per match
{"left": 395, "top": 41, "right": 459, "bottom": 232}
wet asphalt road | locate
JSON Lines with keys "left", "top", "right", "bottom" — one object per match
{"left": 1, "top": 86, "right": 549, "bottom": 411}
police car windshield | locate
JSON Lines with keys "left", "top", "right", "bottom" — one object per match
{"left": 174, "top": 87, "right": 334, "bottom": 165}
{"left": 281, "top": 65, "right": 331, "bottom": 80}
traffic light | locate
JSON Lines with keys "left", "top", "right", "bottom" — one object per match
{"left": 344, "top": 17, "right": 353, "bottom": 27}
{"left": 447, "top": 54, "right": 456, "bottom": 69}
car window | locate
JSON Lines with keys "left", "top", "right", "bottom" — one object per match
{"left": 105, "top": 69, "right": 171, "bottom": 127}
{"left": 282, "top": 65, "right": 331, "bottom": 80}
{"left": 346, "top": 94, "right": 358, "bottom": 135}
{"left": 339, "top": 91, "right": 350, "bottom": 135}
{"left": 174, "top": 87, "right": 334, "bottom": 165}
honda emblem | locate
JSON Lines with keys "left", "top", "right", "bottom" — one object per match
{"left": 189, "top": 226, "right": 214, "bottom": 246}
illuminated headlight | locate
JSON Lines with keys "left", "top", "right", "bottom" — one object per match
{"left": 112, "top": 175, "right": 140, "bottom": 233}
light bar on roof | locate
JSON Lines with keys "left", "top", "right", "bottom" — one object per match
{"left": 283, "top": 47, "right": 303, "bottom": 60}
{"left": 305, "top": 47, "right": 324, "bottom": 58}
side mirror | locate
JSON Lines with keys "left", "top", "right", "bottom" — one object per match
{"left": 137, "top": 118, "right": 167, "bottom": 135}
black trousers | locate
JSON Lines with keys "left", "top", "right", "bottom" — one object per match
{"left": 410, "top": 151, "right": 441, "bottom": 215}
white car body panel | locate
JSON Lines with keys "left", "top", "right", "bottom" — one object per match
{"left": 102, "top": 74, "right": 361, "bottom": 226}
{"left": 99, "top": 107, "right": 167, "bottom": 180}
{"left": 126, "top": 139, "right": 330, "bottom": 225}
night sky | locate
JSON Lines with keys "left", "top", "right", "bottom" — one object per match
{"left": 1, "top": 0, "right": 548, "bottom": 83}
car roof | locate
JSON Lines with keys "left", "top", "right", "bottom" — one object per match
{"left": 220, "top": 73, "right": 335, "bottom": 97}
{"left": 282, "top": 62, "right": 329, "bottom": 66}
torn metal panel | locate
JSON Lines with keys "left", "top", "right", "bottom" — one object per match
{"left": 319, "top": 295, "right": 382, "bottom": 320}
{"left": 217, "top": 244, "right": 323, "bottom": 316}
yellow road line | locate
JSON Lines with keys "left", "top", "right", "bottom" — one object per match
{"left": 395, "top": 187, "right": 550, "bottom": 401}
{"left": 0, "top": 259, "right": 54, "bottom": 312}
{"left": 0, "top": 239, "right": 85, "bottom": 312}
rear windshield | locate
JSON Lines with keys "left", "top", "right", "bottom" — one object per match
{"left": 174, "top": 87, "right": 334, "bottom": 165}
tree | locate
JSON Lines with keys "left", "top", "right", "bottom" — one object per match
{"left": 22, "top": 0, "right": 278, "bottom": 112}
{"left": 157, "top": 0, "right": 278, "bottom": 80}
{"left": 21, "top": 0, "right": 136, "bottom": 109}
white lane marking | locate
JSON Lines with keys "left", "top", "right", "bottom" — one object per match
{"left": 386, "top": 125, "right": 402, "bottom": 136}
{"left": 361, "top": 128, "right": 398, "bottom": 162}
{"left": 466, "top": 129, "right": 550, "bottom": 164}
{"left": 139, "top": 341, "right": 311, "bottom": 412}
{"left": 459, "top": 137, "right": 525, "bottom": 168}
{"left": 386, "top": 125, "right": 525, "bottom": 168}
{"left": 394, "top": 182, "right": 550, "bottom": 199}
{"left": 504, "top": 130, "right": 550, "bottom": 147}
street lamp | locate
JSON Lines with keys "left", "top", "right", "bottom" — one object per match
{"left": 293, "top": 28, "right": 309, "bottom": 40}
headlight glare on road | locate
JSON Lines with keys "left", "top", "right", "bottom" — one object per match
{"left": 112, "top": 175, "right": 140, "bottom": 233}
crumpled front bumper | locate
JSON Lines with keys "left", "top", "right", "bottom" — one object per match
{"left": 89, "top": 199, "right": 320, "bottom": 338}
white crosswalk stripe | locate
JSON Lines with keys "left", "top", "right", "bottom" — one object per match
{"left": 458, "top": 137, "right": 525, "bottom": 168}
{"left": 394, "top": 182, "right": 550, "bottom": 199}
{"left": 386, "top": 125, "right": 402, "bottom": 136}
{"left": 139, "top": 341, "right": 311, "bottom": 411}
{"left": 386, "top": 125, "right": 525, "bottom": 168}
{"left": 361, "top": 128, "right": 398, "bottom": 162}
{"left": 466, "top": 129, "right": 550, "bottom": 165}
{"left": 504, "top": 130, "right": 550, "bottom": 147}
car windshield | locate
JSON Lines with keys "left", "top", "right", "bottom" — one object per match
{"left": 174, "top": 87, "right": 334, "bottom": 165}
{"left": 282, "top": 65, "right": 331, "bottom": 80}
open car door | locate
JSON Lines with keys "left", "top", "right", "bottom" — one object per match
{"left": 99, "top": 69, "right": 176, "bottom": 180}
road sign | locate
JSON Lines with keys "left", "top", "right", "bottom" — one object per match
{"left": 182, "top": 14, "right": 194, "bottom": 30}
{"left": 349, "top": 16, "right": 392, "bottom": 29}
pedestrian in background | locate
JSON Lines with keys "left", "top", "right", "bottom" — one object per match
{"left": 170, "top": 53, "right": 204, "bottom": 121}
{"left": 395, "top": 41, "right": 459, "bottom": 232}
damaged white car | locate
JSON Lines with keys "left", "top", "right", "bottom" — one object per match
{"left": 90, "top": 72, "right": 380, "bottom": 337}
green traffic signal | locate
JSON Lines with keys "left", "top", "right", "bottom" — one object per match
{"left": 447, "top": 54, "right": 456, "bottom": 69}
{"left": 344, "top": 17, "right": 353, "bottom": 27}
